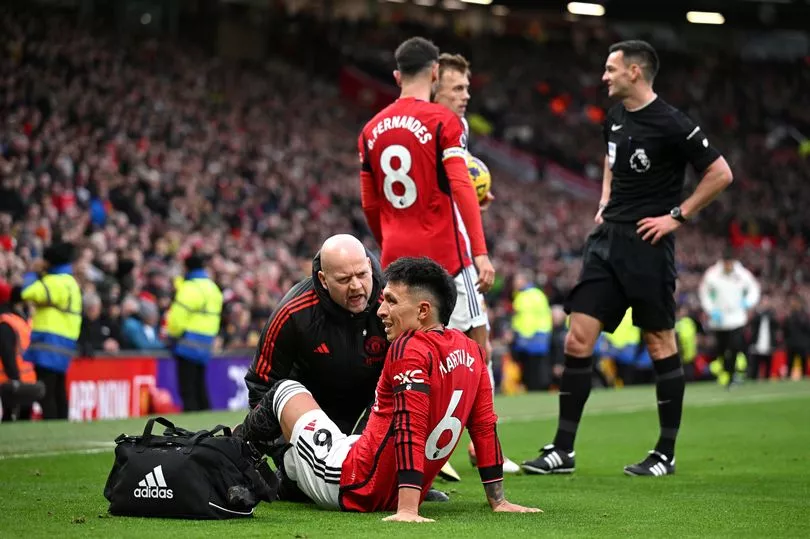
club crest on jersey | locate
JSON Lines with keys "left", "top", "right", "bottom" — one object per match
{"left": 393, "top": 369, "right": 425, "bottom": 385}
{"left": 630, "top": 148, "right": 651, "bottom": 173}
{"left": 364, "top": 336, "right": 387, "bottom": 365}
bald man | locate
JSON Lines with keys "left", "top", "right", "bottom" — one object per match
{"left": 245, "top": 234, "right": 386, "bottom": 436}
{"left": 241, "top": 235, "right": 450, "bottom": 503}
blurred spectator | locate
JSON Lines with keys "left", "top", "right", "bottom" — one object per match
{"left": 19, "top": 242, "right": 81, "bottom": 420}
{"left": 77, "top": 292, "right": 121, "bottom": 356}
{"left": 747, "top": 295, "right": 779, "bottom": 380}
{"left": 121, "top": 293, "right": 164, "bottom": 351}
{"left": 0, "top": 6, "right": 804, "bottom": 383}
{"left": 0, "top": 279, "right": 41, "bottom": 421}
{"left": 783, "top": 297, "right": 810, "bottom": 379}
{"left": 675, "top": 304, "right": 701, "bottom": 382}
{"left": 699, "top": 251, "right": 761, "bottom": 385}
{"left": 166, "top": 254, "right": 223, "bottom": 412}
{"left": 510, "top": 271, "right": 553, "bottom": 391}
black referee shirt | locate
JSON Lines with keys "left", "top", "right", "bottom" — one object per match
{"left": 602, "top": 97, "right": 721, "bottom": 223}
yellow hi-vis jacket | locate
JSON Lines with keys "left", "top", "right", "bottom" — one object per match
{"left": 511, "top": 286, "right": 552, "bottom": 355}
{"left": 675, "top": 316, "right": 698, "bottom": 364}
{"left": 606, "top": 308, "right": 641, "bottom": 365}
{"left": 21, "top": 266, "right": 82, "bottom": 373}
{"left": 167, "top": 270, "right": 223, "bottom": 363}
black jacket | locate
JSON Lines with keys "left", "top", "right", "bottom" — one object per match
{"left": 783, "top": 309, "right": 810, "bottom": 350}
{"left": 244, "top": 249, "right": 388, "bottom": 434}
{"left": 77, "top": 314, "right": 122, "bottom": 357}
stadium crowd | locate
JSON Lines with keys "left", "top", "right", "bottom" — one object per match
{"left": 0, "top": 8, "right": 807, "bottom": 373}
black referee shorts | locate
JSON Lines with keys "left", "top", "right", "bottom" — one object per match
{"left": 564, "top": 221, "right": 676, "bottom": 333}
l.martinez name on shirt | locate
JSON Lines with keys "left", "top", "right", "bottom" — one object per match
{"left": 439, "top": 349, "right": 475, "bottom": 376}
{"left": 367, "top": 116, "right": 433, "bottom": 150}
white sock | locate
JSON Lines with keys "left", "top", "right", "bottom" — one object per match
{"left": 272, "top": 380, "right": 311, "bottom": 420}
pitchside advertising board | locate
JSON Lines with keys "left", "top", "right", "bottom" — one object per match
{"left": 66, "top": 354, "right": 252, "bottom": 422}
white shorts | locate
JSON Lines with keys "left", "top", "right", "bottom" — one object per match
{"left": 282, "top": 409, "right": 359, "bottom": 510}
{"left": 448, "top": 264, "right": 489, "bottom": 332}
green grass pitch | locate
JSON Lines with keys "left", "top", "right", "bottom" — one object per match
{"left": 1, "top": 380, "right": 808, "bottom": 538}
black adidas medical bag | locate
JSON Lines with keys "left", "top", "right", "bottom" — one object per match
{"left": 103, "top": 417, "right": 278, "bottom": 519}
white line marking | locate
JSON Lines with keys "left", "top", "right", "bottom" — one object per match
{"left": 498, "top": 390, "right": 806, "bottom": 424}
{"left": 0, "top": 389, "right": 805, "bottom": 461}
{"left": 0, "top": 443, "right": 113, "bottom": 461}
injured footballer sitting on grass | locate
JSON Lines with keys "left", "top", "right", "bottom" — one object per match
{"left": 239, "top": 256, "right": 541, "bottom": 521}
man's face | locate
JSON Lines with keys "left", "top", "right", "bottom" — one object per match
{"left": 434, "top": 68, "right": 470, "bottom": 118}
{"left": 85, "top": 302, "right": 101, "bottom": 320}
{"left": 378, "top": 282, "right": 424, "bottom": 341}
{"left": 722, "top": 259, "right": 735, "bottom": 273}
{"left": 602, "top": 51, "right": 635, "bottom": 99}
{"left": 319, "top": 255, "right": 373, "bottom": 314}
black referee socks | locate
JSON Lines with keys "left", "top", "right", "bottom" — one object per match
{"left": 653, "top": 354, "right": 685, "bottom": 459}
{"left": 553, "top": 354, "right": 594, "bottom": 452}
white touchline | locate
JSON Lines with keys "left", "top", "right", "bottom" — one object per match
{"left": 0, "top": 442, "right": 113, "bottom": 461}
{"left": 498, "top": 390, "right": 807, "bottom": 424}
{"left": 0, "top": 389, "right": 806, "bottom": 460}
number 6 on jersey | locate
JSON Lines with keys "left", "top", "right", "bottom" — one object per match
{"left": 381, "top": 145, "right": 417, "bottom": 209}
{"left": 425, "top": 389, "right": 463, "bottom": 460}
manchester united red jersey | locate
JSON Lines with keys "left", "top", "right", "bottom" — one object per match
{"left": 359, "top": 97, "right": 487, "bottom": 276}
{"left": 339, "top": 328, "right": 503, "bottom": 512}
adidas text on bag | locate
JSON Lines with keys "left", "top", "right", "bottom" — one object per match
{"left": 134, "top": 465, "right": 174, "bottom": 499}
{"left": 104, "top": 417, "right": 278, "bottom": 519}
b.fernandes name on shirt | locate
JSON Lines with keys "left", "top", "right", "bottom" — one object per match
{"left": 439, "top": 349, "right": 475, "bottom": 376}
{"left": 367, "top": 116, "right": 433, "bottom": 150}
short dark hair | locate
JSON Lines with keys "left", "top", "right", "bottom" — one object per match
{"left": 185, "top": 252, "right": 206, "bottom": 271}
{"left": 395, "top": 37, "right": 440, "bottom": 78}
{"left": 608, "top": 40, "right": 659, "bottom": 82}
{"left": 384, "top": 257, "right": 457, "bottom": 326}
{"left": 43, "top": 242, "right": 76, "bottom": 266}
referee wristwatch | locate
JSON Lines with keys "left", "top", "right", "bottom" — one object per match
{"left": 669, "top": 206, "right": 687, "bottom": 223}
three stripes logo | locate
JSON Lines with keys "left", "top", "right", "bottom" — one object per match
{"left": 648, "top": 462, "right": 671, "bottom": 477}
{"left": 133, "top": 465, "right": 174, "bottom": 499}
{"left": 314, "top": 343, "right": 330, "bottom": 354}
{"left": 543, "top": 451, "right": 566, "bottom": 469}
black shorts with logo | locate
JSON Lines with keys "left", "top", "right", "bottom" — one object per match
{"left": 564, "top": 221, "right": 676, "bottom": 332}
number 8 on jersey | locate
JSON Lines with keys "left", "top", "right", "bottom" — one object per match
{"left": 381, "top": 145, "right": 417, "bottom": 209}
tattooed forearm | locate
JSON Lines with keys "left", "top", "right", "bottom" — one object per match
{"left": 484, "top": 480, "right": 505, "bottom": 507}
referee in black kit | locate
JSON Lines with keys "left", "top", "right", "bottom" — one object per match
{"left": 522, "top": 40, "right": 733, "bottom": 477}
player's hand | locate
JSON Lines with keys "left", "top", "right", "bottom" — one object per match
{"left": 382, "top": 512, "right": 435, "bottom": 523}
{"left": 636, "top": 215, "right": 681, "bottom": 244}
{"left": 480, "top": 192, "right": 495, "bottom": 212}
{"left": 492, "top": 500, "right": 543, "bottom": 514}
{"left": 594, "top": 202, "right": 607, "bottom": 224}
{"left": 474, "top": 254, "right": 495, "bottom": 293}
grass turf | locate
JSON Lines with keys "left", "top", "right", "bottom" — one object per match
{"left": 1, "top": 380, "right": 808, "bottom": 538}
